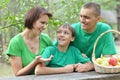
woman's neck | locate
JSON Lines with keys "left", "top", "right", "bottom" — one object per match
{"left": 21, "top": 28, "right": 39, "bottom": 40}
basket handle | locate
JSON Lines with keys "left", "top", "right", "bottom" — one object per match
{"left": 92, "top": 30, "right": 120, "bottom": 62}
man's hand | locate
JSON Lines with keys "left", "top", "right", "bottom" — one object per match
{"left": 74, "top": 62, "right": 94, "bottom": 72}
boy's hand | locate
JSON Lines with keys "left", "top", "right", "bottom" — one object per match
{"left": 64, "top": 65, "right": 74, "bottom": 73}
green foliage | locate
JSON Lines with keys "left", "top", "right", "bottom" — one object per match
{"left": 0, "top": 0, "right": 117, "bottom": 62}
{"left": 89, "top": 0, "right": 116, "bottom": 10}
{"left": 0, "top": 0, "right": 117, "bottom": 34}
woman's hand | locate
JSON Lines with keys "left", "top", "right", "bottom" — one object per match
{"left": 9, "top": 55, "right": 53, "bottom": 76}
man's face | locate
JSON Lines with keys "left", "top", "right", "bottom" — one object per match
{"left": 79, "top": 8, "right": 100, "bottom": 33}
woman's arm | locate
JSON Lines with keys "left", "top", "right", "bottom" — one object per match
{"left": 9, "top": 55, "right": 53, "bottom": 76}
{"left": 35, "top": 63, "right": 74, "bottom": 75}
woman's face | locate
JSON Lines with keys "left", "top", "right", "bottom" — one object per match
{"left": 57, "top": 26, "right": 74, "bottom": 47}
{"left": 33, "top": 14, "right": 49, "bottom": 35}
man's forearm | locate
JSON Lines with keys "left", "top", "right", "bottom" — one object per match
{"left": 86, "top": 62, "right": 94, "bottom": 71}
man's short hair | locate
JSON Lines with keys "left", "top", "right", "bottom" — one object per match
{"left": 82, "top": 2, "right": 101, "bottom": 16}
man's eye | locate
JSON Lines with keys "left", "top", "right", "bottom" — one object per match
{"left": 85, "top": 16, "right": 89, "bottom": 19}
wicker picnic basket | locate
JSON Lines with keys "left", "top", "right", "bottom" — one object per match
{"left": 92, "top": 30, "right": 120, "bottom": 73}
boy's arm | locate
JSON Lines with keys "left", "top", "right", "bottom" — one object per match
{"left": 35, "top": 63, "right": 74, "bottom": 75}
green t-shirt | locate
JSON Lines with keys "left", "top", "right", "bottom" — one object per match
{"left": 6, "top": 33, "right": 53, "bottom": 74}
{"left": 71, "top": 22, "right": 117, "bottom": 60}
{"left": 42, "top": 46, "right": 90, "bottom": 67}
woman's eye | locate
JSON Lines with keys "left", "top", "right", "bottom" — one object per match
{"left": 40, "top": 21, "right": 47, "bottom": 25}
{"left": 57, "top": 31, "right": 61, "bottom": 34}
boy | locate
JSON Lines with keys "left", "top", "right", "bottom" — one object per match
{"left": 35, "top": 23, "right": 94, "bottom": 75}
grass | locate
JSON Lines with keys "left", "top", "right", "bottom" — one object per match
{"left": 0, "top": 62, "right": 14, "bottom": 77}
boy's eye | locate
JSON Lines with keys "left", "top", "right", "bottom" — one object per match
{"left": 64, "top": 31, "right": 69, "bottom": 34}
{"left": 57, "top": 30, "right": 70, "bottom": 35}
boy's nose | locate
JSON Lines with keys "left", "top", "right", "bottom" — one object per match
{"left": 60, "top": 32, "right": 64, "bottom": 36}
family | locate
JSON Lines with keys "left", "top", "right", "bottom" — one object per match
{"left": 6, "top": 2, "right": 117, "bottom": 76}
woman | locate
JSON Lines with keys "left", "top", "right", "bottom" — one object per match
{"left": 7, "top": 6, "right": 53, "bottom": 76}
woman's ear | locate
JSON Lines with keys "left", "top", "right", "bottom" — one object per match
{"left": 71, "top": 37, "right": 75, "bottom": 42}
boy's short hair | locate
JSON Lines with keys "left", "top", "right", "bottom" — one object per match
{"left": 58, "top": 23, "right": 75, "bottom": 37}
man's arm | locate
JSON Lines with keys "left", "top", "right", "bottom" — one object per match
{"left": 75, "top": 61, "right": 94, "bottom": 72}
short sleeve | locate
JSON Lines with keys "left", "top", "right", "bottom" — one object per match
{"left": 75, "top": 48, "right": 90, "bottom": 64}
{"left": 7, "top": 37, "right": 21, "bottom": 56}
{"left": 102, "top": 32, "right": 117, "bottom": 55}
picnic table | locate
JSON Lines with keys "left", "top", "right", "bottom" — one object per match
{"left": 0, "top": 71, "right": 120, "bottom": 80}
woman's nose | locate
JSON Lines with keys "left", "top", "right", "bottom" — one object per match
{"left": 43, "top": 23, "right": 46, "bottom": 27}
{"left": 42, "top": 23, "right": 47, "bottom": 28}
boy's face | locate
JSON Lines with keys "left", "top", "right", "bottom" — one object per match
{"left": 57, "top": 27, "right": 74, "bottom": 47}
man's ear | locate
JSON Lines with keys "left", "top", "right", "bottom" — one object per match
{"left": 97, "top": 16, "right": 102, "bottom": 22}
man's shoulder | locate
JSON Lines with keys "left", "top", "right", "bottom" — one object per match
{"left": 71, "top": 22, "right": 80, "bottom": 28}
{"left": 97, "top": 22, "right": 111, "bottom": 29}
{"left": 96, "top": 22, "right": 112, "bottom": 32}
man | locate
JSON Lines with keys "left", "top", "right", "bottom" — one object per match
{"left": 71, "top": 2, "right": 117, "bottom": 62}
{"left": 54, "top": 2, "right": 116, "bottom": 72}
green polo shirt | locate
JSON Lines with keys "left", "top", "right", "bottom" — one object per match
{"left": 71, "top": 22, "right": 117, "bottom": 60}
{"left": 42, "top": 46, "right": 90, "bottom": 67}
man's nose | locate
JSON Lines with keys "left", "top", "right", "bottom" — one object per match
{"left": 80, "top": 17, "right": 85, "bottom": 22}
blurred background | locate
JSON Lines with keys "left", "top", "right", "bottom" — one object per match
{"left": 0, "top": 0, "right": 120, "bottom": 77}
